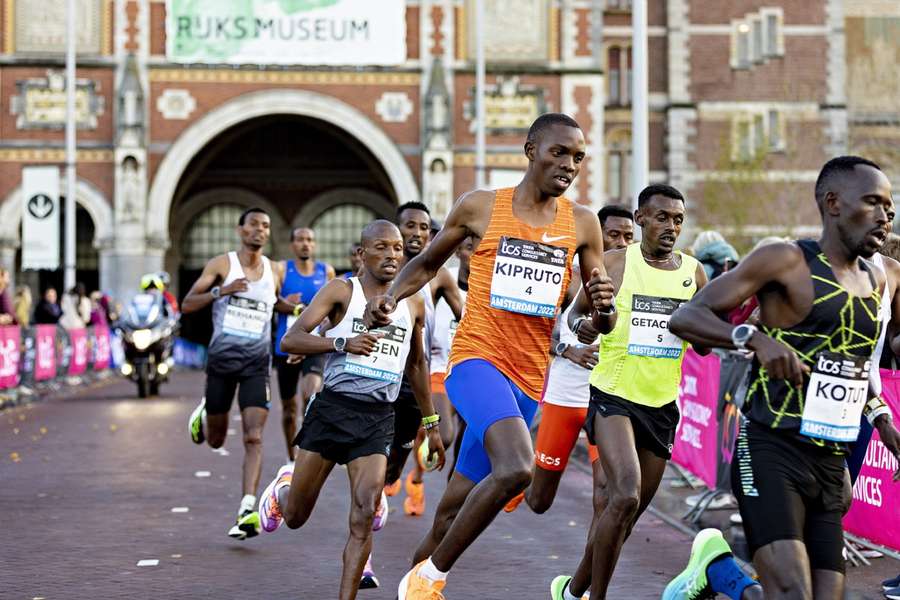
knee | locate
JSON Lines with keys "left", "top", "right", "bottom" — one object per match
{"left": 243, "top": 429, "right": 263, "bottom": 448}
{"left": 494, "top": 462, "right": 533, "bottom": 496}
{"left": 606, "top": 487, "right": 640, "bottom": 521}
{"left": 282, "top": 399, "right": 297, "bottom": 419}
{"left": 349, "top": 498, "right": 376, "bottom": 537}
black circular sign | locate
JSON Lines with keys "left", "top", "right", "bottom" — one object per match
{"left": 27, "top": 194, "right": 55, "bottom": 220}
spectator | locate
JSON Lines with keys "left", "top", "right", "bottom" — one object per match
{"left": 59, "top": 283, "right": 91, "bottom": 330}
{"left": 0, "top": 268, "right": 16, "bottom": 326}
{"left": 14, "top": 285, "right": 32, "bottom": 327}
{"left": 691, "top": 229, "right": 739, "bottom": 280}
{"left": 89, "top": 291, "right": 109, "bottom": 327}
{"left": 33, "top": 287, "right": 62, "bottom": 325}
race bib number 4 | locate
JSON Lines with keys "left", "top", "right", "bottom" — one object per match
{"left": 222, "top": 296, "right": 268, "bottom": 339}
{"left": 490, "top": 237, "right": 568, "bottom": 317}
{"left": 627, "top": 295, "right": 684, "bottom": 359}
{"left": 800, "top": 352, "right": 870, "bottom": 442}
{"left": 344, "top": 318, "right": 408, "bottom": 383}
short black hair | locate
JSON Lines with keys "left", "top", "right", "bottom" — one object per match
{"left": 396, "top": 201, "right": 430, "bottom": 221}
{"left": 597, "top": 204, "right": 634, "bottom": 225}
{"left": 526, "top": 113, "right": 581, "bottom": 145}
{"left": 814, "top": 155, "right": 883, "bottom": 204}
{"left": 637, "top": 184, "right": 685, "bottom": 207}
{"left": 238, "top": 207, "right": 269, "bottom": 226}
{"left": 290, "top": 227, "right": 315, "bottom": 242}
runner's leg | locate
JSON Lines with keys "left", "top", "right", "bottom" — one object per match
{"left": 275, "top": 357, "right": 301, "bottom": 461}
{"left": 237, "top": 375, "right": 270, "bottom": 497}
{"left": 342, "top": 453, "right": 388, "bottom": 600}
{"left": 753, "top": 540, "right": 813, "bottom": 599}
{"left": 525, "top": 404, "right": 586, "bottom": 513}
{"left": 204, "top": 374, "right": 237, "bottom": 448}
{"left": 282, "top": 448, "right": 337, "bottom": 528}
{"left": 568, "top": 460, "right": 608, "bottom": 596}
{"left": 412, "top": 472, "right": 477, "bottom": 564}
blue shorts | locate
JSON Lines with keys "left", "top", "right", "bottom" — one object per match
{"left": 445, "top": 359, "right": 539, "bottom": 484}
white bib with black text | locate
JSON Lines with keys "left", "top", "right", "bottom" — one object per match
{"left": 490, "top": 237, "right": 567, "bottom": 317}
{"left": 800, "top": 352, "right": 870, "bottom": 442}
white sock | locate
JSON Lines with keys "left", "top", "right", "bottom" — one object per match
{"left": 418, "top": 557, "right": 449, "bottom": 583}
{"left": 240, "top": 494, "right": 256, "bottom": 513}
{"left": 563, "top": 582, "right": 587, "bottom": 600}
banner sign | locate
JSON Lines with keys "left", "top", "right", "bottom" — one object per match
{"left": 174, "top": 337, "right": 207, "bottom": 369}
{"left": 672, "top": 349, "right": 721, "bottom": 489}
{"left": 92, "top": 325, "right": 111, "bottom": 370}
{"left": 166, "top": 0, "right": 407, "bottom": 66}
{"left": 0, "top": 326, "right": 21, "bottom": 389}
{"left": 843, "top": 368, "right": 900, "bottom": 551}
{"left": 34, "top": 325, "right": 57, "bottom": 381}
{"left": 21, "top": 166, "right": 60, "bottom": 270}
{"left": 68, "top": 328, "right": 89, "bottom": 376}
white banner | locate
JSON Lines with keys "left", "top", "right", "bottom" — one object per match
{"left": 166, "top": 0, "right": 407, "bottom": 66}
{"left": 22, "top": 166, "right": 60, "bottom": 271}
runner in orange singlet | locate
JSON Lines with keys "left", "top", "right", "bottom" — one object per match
{"left": 364, "top": 113, "right": 617, "bottom": 599}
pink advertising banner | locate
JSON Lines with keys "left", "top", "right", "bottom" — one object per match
{"left": 0, "top": 325, "right": 20, "bottom": 389}
{"left": 843, "top": 368, "right": 900, "bottom": 551}
{"left": 34, "top": 325, "right": 57, "bottom": 381}
{"left": 92, "top": 326, "right": 111, "bottom": 370}
{"left": 672, "top": 349, "right": 721, "bottom": 489}
{"left": 68, "top": 328, "right": 89, "bottom": 376}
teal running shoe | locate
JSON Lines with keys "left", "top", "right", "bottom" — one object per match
{"left": 662, "top": 528, "right": 732, "bottom": 600}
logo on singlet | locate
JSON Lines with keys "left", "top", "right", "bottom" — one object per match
{"left": 682, "top": 278, "right": 693, "bottom": 287}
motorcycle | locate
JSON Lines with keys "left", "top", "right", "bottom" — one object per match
{"left": 116, "top": 292, "right": 178, "bottom": 398}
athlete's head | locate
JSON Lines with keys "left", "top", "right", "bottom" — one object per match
{"left": 290, "top": 227, "right": 316, "bottom": 261}
{"left": 455, "top": 235, "right": 476, "bottom": 270}
{"left": 597, "top": 204, "right": 635, "bottom": 250}
{"left": 524, "top": 113, "right": 585, "bottom": 197}
{"left": 815, "top": 156, "right": 894, "bottom": 258}
{"left": 396, "top": 201, "right": 431, "bottom": 259}
{"left": 237, "top": 207, "right": 271, "bottom": 250}
{"left": 635, "top": 184, "right": 685, "bottom": 254}
{"left": 348, "top": 241, "right": 363, "bottom": 275}
{"left": 361, "top": 220, "right": 404, "bottom": 283}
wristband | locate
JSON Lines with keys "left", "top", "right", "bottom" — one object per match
{"left": 422, "top": 414, "right": 441, "bottom": 429}
{"left": 292, "top": 304, "right": 303, "bottom": 317}
{"left": 865, "top": 396, "right": 892, "bottom": 426}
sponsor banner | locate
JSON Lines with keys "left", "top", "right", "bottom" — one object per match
{"left": 166, "top": 0, "right": 406, "bottom": 66}
{"left": 672, "top": 349, "right": 720, "bottom": 489}
{"left": 68, "top": 328, "right": 89, "bottom": 376}
{"left": 34, "top": 325, "right": 57, "bottom": 381}
{"left": 173, "top": 337, "right": 207, "bottom": 369}
{"left": 21, "top": 166, "right": 60, "bottom": 270}
{"left": 92, "top": 326, "right": 111, "bottom": 370}
{"left": 0, "top": 326, "right": 21, "bottom": 389}
{"left": 843, "top": 369, "right": 900, "bottom": 551}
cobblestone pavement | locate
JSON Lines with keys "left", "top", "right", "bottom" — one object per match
{"left": 1, "top": 370, "right": 896, "bottom": 599}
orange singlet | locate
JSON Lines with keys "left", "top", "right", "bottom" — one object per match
{"left": 449, "top": 188, "right": 577, "bottom": 400}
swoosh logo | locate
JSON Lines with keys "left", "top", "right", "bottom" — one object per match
{"left": 541, "top": 233, "right": 568, "bottom": 244}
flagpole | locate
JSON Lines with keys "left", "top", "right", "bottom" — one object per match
{"left": 475, "top": 0, "right": 486, "bottom": 189}
{"left": 64, "top": 0, "right": 77, "bottom": 290}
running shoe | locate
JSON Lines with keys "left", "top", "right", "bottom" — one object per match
{"left": 385, "top": 478, "right": 401, "bottom": 497}
{"left": 398, "top": 561, "right": 445, "bottom": 600}
{"left": 259, "top": 462, "right": 294, "bottom": 532}
{"left": 885, "top": 585, "right": 900, "bottom": 600}
{"left": 550, "top": 575, "right": 588, "bottom": 600}
{"left": 228, "top": 509, "right": 260, "bottom": 540}
{"left": 504, "top": 491, "right": 525, "bottom": 513}
{"left": 188, "top": 398, "right": 206, "bottom": 445}
{"left": 685, "top": 492, "right": 736, "bottom": 510}
{"left": 359, "top": 553, "right": 379, "bottom": 589}
{"left": 884, "top": 573, "right": 900, "bottom": 591}
{"left": 661, "top": 528, "right": 732, "bottom": 600}
{"left": 372, "top": 490, "right": 389, "bottom": 531}
{"left": 403, "top": 471, "right": 425, "bottom": 516}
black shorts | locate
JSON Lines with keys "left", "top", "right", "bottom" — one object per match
{"left": 293, "top": 388, "right": 394, "bottom": 465}
{"left": 205, "top": 372, "right": 270, "bottom": 415}
{"left": 274, "top": 354, "right": 326, "bottom": 401}
{"left": 731, "top": 421, "right": 848, "bottom": 573}
{"left": 585, "top": 386, "right": 679, "bottom": 460}
{"left": 392, "top": 389, "right": 422, "bottom": 450}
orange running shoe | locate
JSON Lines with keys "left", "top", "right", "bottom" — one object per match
{"left": 504, "top": 491, "right": 525, "bottom": 513}
{"left": 397, "top": 560, "right": 446, "bottom": 600}
{"left": 384, "top": 478, "right": 401, "bottom": 497}
{"left": 403, "top": 471, "right": 425, "bottom": 516}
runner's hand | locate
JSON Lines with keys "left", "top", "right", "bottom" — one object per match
{"left": 285, "top": 292, "right": 302, "bottom": 304}
{"left": 425, "top": 427, "right": 446, "bottom": 471}
{"left": 564, "top": 344, "right": 599, "bottom": 369}
{"left": 222, "top": 278, "right": 250, "bottom": 296}
{"left": 345, "top": 332, "right": 383, "bottom": 356}
{"left": 286, "top": 354, "right": 305, "bottom": 365}
{"left": 748, "top": 334, "right": 810, "bottom": 388}
{"left": 874, "top": 415, "right": 900, "bottom": 482}
{"left": 575, "top": 318, "right": 601, "bottom": 345}
{"left": 364, "top": 295, "right": 396, "bottom": 328}
{"left": 586, "top": 268, "right": 615, "bottom": 312}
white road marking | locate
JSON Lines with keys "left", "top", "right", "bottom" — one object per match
{"left": 136, "top": 559, "right": 159, "bottom": 567}
{"left": 171, "top": 507, "right": 189, "bottom": 513}
{"left": 194, "top": 470, "right": 211, "bottom": 478}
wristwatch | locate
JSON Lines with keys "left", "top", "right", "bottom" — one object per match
{"left": 210, "top": 286, "right": 221, "bottom": 299}
{"left": 731, "top": 324, "right": 757, "bottom": 351}
{"left": 333, "top": 337, "right": 347, "bottom": 352}
{"left": 555, "top": 341, "right": 569, "bottom": 356}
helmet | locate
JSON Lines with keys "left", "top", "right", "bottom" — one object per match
{"left": 157, "top": 271, "right": 171, "bottom": 288}
{"left": 140, "top": 273, "right": 164, "bottom": 291}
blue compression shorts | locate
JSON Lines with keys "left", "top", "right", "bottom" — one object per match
{"left": 445, "top": 359, "right": 539, "bottom": 484}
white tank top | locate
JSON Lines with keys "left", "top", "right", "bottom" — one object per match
{"left": 322, "top": 277, "right": 414, "bottom": 403}
{"left": 431, "top": 267, "right": 467, "bottom": 374}
{"left": 543, "top": 301, "right": 596, "bottom": 408}
{"left": 869, "top": 253, "right": 892, "bottom": 394}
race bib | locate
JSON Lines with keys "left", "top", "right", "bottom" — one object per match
{"left": 344, "top": 318, "right": 408, "bottom": 383}
{"left": 222, "top": 296, "right": 268, "bottom": 339}
{"left": 490, "top": 237, "right": 568, "bottom": 317}
{"left": 800, "top": 352, "right": 870, "bottom": 442}
{"left": 627, "top": 295, "right": 684, "bottom": 358}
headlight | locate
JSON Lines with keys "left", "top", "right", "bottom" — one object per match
{"left": 157, "top": 362, "right": 169, "bottom": 376}
{"left": 121, "top": 363, "right": 133, "bottom": 376}
{"left": 132, "top": 329, "right": 153, "bottom": 350}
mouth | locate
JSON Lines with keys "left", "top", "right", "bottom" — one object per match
{"left": 382, "top": 263, "right": 397, "bottom": 273}
{"left": 553, "top": 174, "right": 572, "bottom": 188}
{"left": 867, "top": 229, "right": 887, "bottom": 246}
{"left": 659, "top": 235, "right": 676, "bottom": 245}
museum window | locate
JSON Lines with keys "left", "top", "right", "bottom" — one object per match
{"left": 606, "top": 149, "right": 632, "bottom": 203}
{"left": 607, "top": 46, "right": 631, "bottom": 106}
{"left": 762, "top": 8, "right": 784, "bottom": 57}
{"left": 606, "top": 0, "right": 631, "bottom": 11}
{"left": 311, "top": 204, "right": 377, "bottom": 273}
{"left": 181, "top": 204, "right": 273, "bottom": 270}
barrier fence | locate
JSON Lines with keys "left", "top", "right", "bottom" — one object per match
{"left": 673, "top": 349, "right": 900, "bottom": 553}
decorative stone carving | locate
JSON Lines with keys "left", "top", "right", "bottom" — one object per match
{"left": 9, "top": 70, "right": 105, "bottom": 130}
{"left": 15, "top": 0, "right": 102, "bottom": 54}
{"left": 156, "top": 89, "right": 197, "bottom": 121}
{"left": 463, "top": 76, "right": 548, "bottom": 135}
{"left": 466, "top": 0, "right": 549, "bottom": 62}
{"left": 375, "top": 92, "right": 414, "bottom": 123}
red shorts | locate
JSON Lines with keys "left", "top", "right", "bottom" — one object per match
{"left": 534, "top": 402, "right": 599, "bottom": 472}
{"left": 430, "top": 372, "right": 446, "bottom": 395}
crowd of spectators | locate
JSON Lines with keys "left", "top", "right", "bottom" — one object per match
{"left": 0, "top": 273, "right": 119, "bottom": 331}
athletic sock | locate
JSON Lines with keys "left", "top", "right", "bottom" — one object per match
{"left": 706, "top": 556, "right": 759, "bottom": 600}
{"left": 240, "top": 494, "right": 257, "bottom": 514}
{"left": 418, "top": 557, "right": 449, "bottom": 583}
{"left": 563, "top": 581, "right": 581, "bottom": 600}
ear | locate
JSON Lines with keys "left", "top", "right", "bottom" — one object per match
{"left": 524, "top": 140, "right": 536, "bottom": 162}
{"left": 824, "top": 190, "right": 841, "bottom": 217}
{"left": 633, "top": 207, "right": 644, "bottom": 228}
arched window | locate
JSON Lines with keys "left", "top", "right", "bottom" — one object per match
{"left": 181, "top": 204, "right": 274, "bottom": 270}
{"left": 311, "top": 204, "right": 377, "bottom": 272}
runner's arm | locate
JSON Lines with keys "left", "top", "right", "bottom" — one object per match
{"left": 404, "top": 295, "right": 446, "bottom": 469}
{"left": 689, "top": 263, "right": 712, "bottom": 356}
{"left": 574, "top": 205, "right": 616, "bottom": 332}
{"left": 325, "top": 263, "right": 336, "bottom": 281}
{"left": 281, "top": 279, "right": 348, "bottom": 355}
{"left": 181, "top": 255, "right": 230, "bottom": 314}
{"left": 272, "top": 261, "right": 298, "bottom": 315}
{"left": 434, "top": 267, "right": 464, "bottom": 321}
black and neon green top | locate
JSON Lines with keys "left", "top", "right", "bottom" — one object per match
{"left": 744, "top": 240, "right": 881, "bottom": 455}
